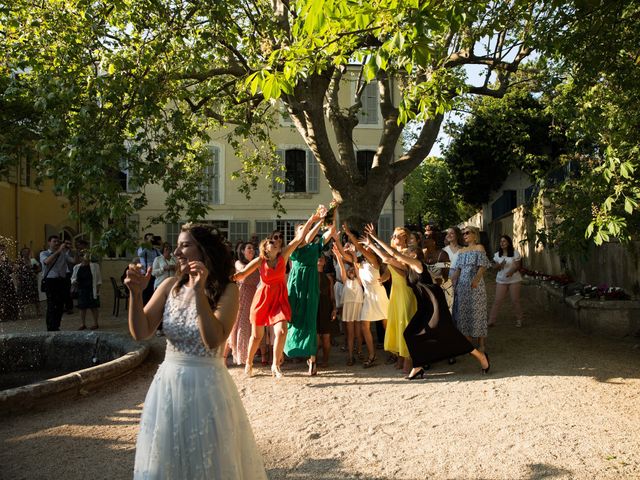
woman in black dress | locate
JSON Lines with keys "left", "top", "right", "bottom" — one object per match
{"left": 362, "top": 232, "right": 490, "bottom": 379}
{"left": 71, "top": 252, "right": 102, "bottom": 330}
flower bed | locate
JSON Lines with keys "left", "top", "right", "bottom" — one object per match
{"left": 522, "top": 272, "right": 640, "bottom": 337}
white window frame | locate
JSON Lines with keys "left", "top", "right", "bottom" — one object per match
{"left": 201, "top": 144, "right": 224, "bottom": 205}
{"left": 255, "top": 220, "right": 276, "bottom": 241}
{"left": 355, "top": 146, "right": 377, "bottom": 181}
{"left": 229, "top": 220, "right": 249, "bottom": 244}
{"left": 165, "top": 222, "right": 184, "bottom": 251}
{"left": 274, "top": 145, "right": 320, "bottom": 195}
{"left": 378, "top": 214, "right": 393, "bottom": 244}
{"left": 119, "top": 158, "right": 138, "bottom": 193}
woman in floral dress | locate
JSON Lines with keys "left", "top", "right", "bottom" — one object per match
{"left": 450, "top": 225, "right": 491, "bottom": 352}
{"left": 226, "top": 242, "right": 260, "bottom": 366}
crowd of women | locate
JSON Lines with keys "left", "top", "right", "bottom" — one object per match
{"left": 218, "top": 208, "right": 525, "bottom": 380}
{"left": 123, "top": 204, "right": 525, "bottom": 478}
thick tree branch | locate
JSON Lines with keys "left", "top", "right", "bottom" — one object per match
{"left": 391, "top": 115, "right": 444, "bottom": 181}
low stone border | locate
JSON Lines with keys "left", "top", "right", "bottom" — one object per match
{"left": 0, "top": 332, "right": 149, "bottom": 415}
{"left": 526, "top": 280, "right": 640, "bottom": 337}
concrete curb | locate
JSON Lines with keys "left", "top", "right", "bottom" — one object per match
{"left": 0, "top": 332, "right": 149, "bottom": 415}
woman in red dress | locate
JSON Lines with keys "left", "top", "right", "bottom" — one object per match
{"left": 234, "top": 211, "right": 322, "bottom": 378}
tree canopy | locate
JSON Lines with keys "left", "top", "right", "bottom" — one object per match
{"left": 443, "top": 86, "right": 564, "bottom": 206}
{"left": 403, "top": 156, "right": 474, "bottom": 229}
{"left": 0, "top": 1, "right": 581, "bottom": 249}
{"left": 441, "top": 1, "right": 639, "bottom": 249}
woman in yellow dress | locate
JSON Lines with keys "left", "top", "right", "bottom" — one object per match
{"left": 364, "top": 224, "right": 417, "bottom": 374}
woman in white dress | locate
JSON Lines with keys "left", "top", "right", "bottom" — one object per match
{"left": 341, "top": 224, "right": 389, "bottom": 368}
{"left": 441, "top": 226, "right": 464, "bottom": 310}
{"left": 488, "top": 235, "right": 524, "bottom": 327}
{"left": 126, "top": 223, "right": 267, "bottom": 480}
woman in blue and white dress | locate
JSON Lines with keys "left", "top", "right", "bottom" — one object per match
{"left": 125, "top": 223, "right": 267, "bottom": 480}
{"left": 450, "top": 225, "right": 491, "bottom": 353}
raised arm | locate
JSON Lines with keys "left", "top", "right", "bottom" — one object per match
{"left": 343, "top": 223, "right": 380, "bottom": 267}
{"left": 303, "top": 219, "right": 325, "bottom": 245}
{"left": 332, "top": 244, "right": 347, "bottom": 284}
{"left": 282, "top": 211, "right": 322, "bottom": 259}
{"left": 126, "top": 266, "right": 171, "bottom": 340}
{"left": 363, "top": 234, "right": 402, "bottom": 269}
{"left": 232, "top": 256, "right": 261, "bottom": 282}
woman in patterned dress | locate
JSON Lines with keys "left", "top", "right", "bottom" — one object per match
{"left": 226, "top": 242, "right": 259, "bottom": 366}
{"left": 234, "top": 210, "right": 322, "bottom": 378}
{"left": 125, "top": 223, "right": 267, "bottom": 480}
{"left": 450, "top": 225, "right": 491, "bottom": 353}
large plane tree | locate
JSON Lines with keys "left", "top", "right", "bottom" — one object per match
{"left": 1, "top": 0, "right": 569, "bottom": 245}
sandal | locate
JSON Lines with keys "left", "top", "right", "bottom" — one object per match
{"left": 363, "top": 355, "right": 376, "bottom": 368}
{"left": 346, "top": 356, "right": 355, "bottom": 367}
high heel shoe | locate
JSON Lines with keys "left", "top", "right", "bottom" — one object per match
{"left": 481, "top": 353, "right": 491, "bottom": 374}
{"left": 363, "top": 355, "right": 376, "bottom": 369}
{"left": 244, "top": 363, "right": 254, "bottom": 377}
{"left": 271, "top": 365, "right": 283, "bottom": 379}
{"left": 307, "top": 359, "right": 317, "bottom": 376}
{"left": 406, "top": 367, "right": 424, "bottom": 380}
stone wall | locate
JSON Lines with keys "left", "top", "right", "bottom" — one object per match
{"left": 487, "top": 206, "right": 640, "bottom": 297}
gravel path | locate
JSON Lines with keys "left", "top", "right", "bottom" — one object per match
{"left": 1, "top": 281, "right": 639, "bottom": 480}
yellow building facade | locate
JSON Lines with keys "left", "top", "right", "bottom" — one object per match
{"left": 0, "top": 160, "right": 75, "bottom": 257}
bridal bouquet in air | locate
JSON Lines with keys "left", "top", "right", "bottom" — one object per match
{"left": 316, "top": 199, "right": 339, "bottom": 225}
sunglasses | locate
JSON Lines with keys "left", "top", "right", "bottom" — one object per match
{"left": 462, "top": 231, "right": 471, "bottom": 236}
{"left": 272, "top": 234, "right": 282, "bottom": 240}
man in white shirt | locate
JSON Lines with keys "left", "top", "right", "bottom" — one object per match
{"left": 40, "top": 235, "right": 75, "bottom": 331}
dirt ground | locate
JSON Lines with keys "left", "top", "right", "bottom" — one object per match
{"left": 1, "top": 280, "right": 640, "bottom": 480}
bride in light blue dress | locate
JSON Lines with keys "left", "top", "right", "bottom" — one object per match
{"left": 125, "top": 223, "right": 267, "bottom": 480}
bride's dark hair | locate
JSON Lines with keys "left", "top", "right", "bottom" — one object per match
{"left": 173, "top": 223, "right": 234, "bottom": 307}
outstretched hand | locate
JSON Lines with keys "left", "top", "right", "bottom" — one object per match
{"left": 124, "top": 265, "right": 152, "bottom": 294}
{"left": 364, "top": 223, "right": 377, "bottom": 237}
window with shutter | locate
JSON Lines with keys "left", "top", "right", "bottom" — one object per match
{"left": 306, "top": 150, "right": 319, "bottom": 193}
{"left": 357, "top": 82, "right": 379, "bottom": 125}
{"left": 356, "top": 150, "right": 375, "bottom": 181}
{"left": 285, "top": 149, "right": 306, "bottom": 193}
{"left": 272, "top": 150, "right": 286, "bottom": 194}
{"left": 229, "top": 221, "right": 249, "bottom": 243}
{"left": 201, "top": 146, "right": 221, "bottom": 204}
{"left": 255, "top": 221, "right": 276, "bottom": 240}
{"left": 378, "top": 214, "right": 393, "bottom": 244}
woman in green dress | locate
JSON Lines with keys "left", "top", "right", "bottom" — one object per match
{"left": 284, "top": 211, "right": 336, "bottom": 375}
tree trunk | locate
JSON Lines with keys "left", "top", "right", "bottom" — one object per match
{"left": 330, "top": 179, "right": 395, "bottom": 232}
